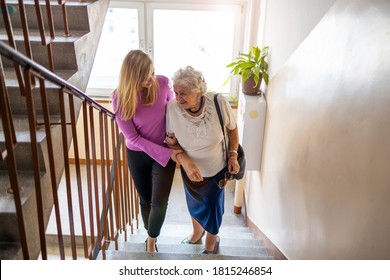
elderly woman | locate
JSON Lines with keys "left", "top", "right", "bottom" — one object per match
{"left": 165, "top": 66, "right": 240, "bottom": 254}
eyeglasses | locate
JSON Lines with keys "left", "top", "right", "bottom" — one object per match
{"left": 218, "top": 172, "right": 232, "bottom": 189}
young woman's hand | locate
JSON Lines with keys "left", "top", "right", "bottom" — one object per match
{"left": 165, "top": 132, "right": 178, "bottom": 146}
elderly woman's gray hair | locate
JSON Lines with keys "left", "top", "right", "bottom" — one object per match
{"left": 172, "top": 66, "right": 207, "bottom": 95}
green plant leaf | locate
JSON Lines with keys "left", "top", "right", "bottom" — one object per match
{"left": 225, "top": 45, "right": 270, "bottom": 88}
{"left": 229, "top": 95, "right": 238, "bottom": 106}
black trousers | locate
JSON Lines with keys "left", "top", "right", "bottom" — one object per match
{"left": 126, "top": 148, "right": 176, "bottom": 238}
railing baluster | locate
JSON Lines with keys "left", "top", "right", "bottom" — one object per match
{"left": 119, "top": 131, "right": 128, "bottom": 239}
{"left": 58, "top": 87, "right": 77, "bottom": 259}
{"left": 33, "top": 0, "right": 47, "bottom": 45}
{"left": 123, "top": 135, "right": 135, "bottom": 234}
{"left": 104, "top": 114, "right": 114, "bottom": 243}
{"left": 0, "top": 1, "right": 25, "bottom": 93}
{"left": 89, "top": 106, "right": 101, "bottom": 254}
{"left": 33, "top": 0, "right": 56, "bottom": 71}
{"left": 99, "top": 111, "right": 107, "bottom": 257}
{"left": 0, "top": 58, "right": 29, "bottom": 259}
{"left": 68, "top": 93, "right": 88, "bottom": 258}
{"left": 115, "top": 123, "right": 126, "bottom": 237}
{"left": 57, "top": 0, "right": 70, "bottom": 37}
{"left": 17, "top": 0, "right": 33, "bottom": 59}
{"left": 23, "top": 68, "right": 47, "bottom": 259}
{"left": 111, "top": 118, "right": 120, "bottom": 250}
{"left": 38, "top": 77, "right": 65, "bottom": 260}
{"left": 44, "top": 0, "right": 56, "bottom": 40}
{"left": 82, "top": 102, "right": 95, "bottom": 259}
{"left": 1, "top": 0, "right": 139, "bottom": 257}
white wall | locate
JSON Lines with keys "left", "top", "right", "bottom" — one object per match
{"left": 245, "top": 0, "right": 390, "bottom": 259}
{"left": 258, "top": 0, "right": 335, "bottom": 77}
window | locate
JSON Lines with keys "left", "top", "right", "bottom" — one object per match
{"left": 86, "top": 1, "right": 245, "bottom": 98}
{"left": 86, "top": 2, "right": 144, "bottom": 97}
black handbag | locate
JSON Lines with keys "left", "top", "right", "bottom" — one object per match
{"left": 213, "top": 94, "right": 246, "bottom": 180}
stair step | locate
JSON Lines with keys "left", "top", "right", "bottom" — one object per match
{"left": 0, "top": 0, "right": 93, "bottom": 32}
{"left": 2, "top": 68, "right": 76, "bottom": 85}
{"left": 0, "top": 32, "right": 79, "bottom": 70}
{"left": 0, "top": 171, "right": 36, "bottom": 213}
{"left": 128, "top": 228, "right": 255, "bottom": 241}
{"left": 0, "top": 0, "right": 111, "bottom": 260}
{"left": 0, "top": 29, "right": 88, "bottom": 43}
{"left": 100, "top": 250, "right": 274, "bottom": 260}
{"left": 0, "top": 242, "right": 23, "bottom": 260}
{"left": 44, "top": 230, "right": 261, "bottom": 249}
{"left": 110, "top": 240, "right": 269, "bottom": 258}
{"left": 38, "top": 243, "right": 88, "bottom": 260}
{"left": 158, "top": 223, "right": 252, "bottom": 234}
{"left": 0, "top": 171, "right": 38, "bottom": 243}
{"left": 1, "top": 79, "right": 68, "bottom": 116}
{"left": 0, "top": 116, "right": 49, "bottom": 172}
{"left": 0, "top": 117, "right": 45, "bottom": 140}
{"left": 119, "top": 234, "right": 262, "bottom": 248}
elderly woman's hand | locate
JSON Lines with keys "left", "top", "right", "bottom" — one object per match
{"left": 184, "top": 161, "right": 204, "bottom": 182}
{"left": 228, "top": 153, "right": 240, "bottom": 174}
{"left": 176, "top": 153, "right": 203, "bottom": 182}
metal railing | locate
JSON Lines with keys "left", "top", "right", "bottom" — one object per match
{"left": 0, "top": 0, "right": 138, "bottom": 260}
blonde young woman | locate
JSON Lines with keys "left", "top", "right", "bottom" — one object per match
{"left": 112, "top": 50, "right": 179, "bottom": 253}
{"left": 165, "top": 66, "right": 240, "bottom": 254}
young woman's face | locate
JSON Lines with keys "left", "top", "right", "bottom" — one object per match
{"left": 173, "top": 84, "right": 201, "bottom": 111}
{"left": 139, "top": 67, "right": 155, "bottom": 89}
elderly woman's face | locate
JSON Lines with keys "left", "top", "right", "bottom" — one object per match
{"left": 173, "top": 84, "right": 201, "bottom": 111}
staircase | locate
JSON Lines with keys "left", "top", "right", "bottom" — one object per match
{"left": 1, "top": 0, "right": 276, "bottom": 261}
{"left": 101, "top": 224, "right": 274, "bottom": 260}
{"left": 41, "top": 168, "right": 275, "bottom": 260}
{"left": 97, "top": 177, "right": 274, "bottom": 260}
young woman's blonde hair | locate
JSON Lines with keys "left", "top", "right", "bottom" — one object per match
{"left": 115, "top": 49, "right": 158, "bottom": 120}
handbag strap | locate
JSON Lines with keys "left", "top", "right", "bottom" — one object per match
{"left": 213, "top": 94, "right": 229, "bottom": 164}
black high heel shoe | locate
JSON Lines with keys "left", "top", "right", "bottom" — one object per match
{"left": 145, "top": 238, "right": 158, "bottom": 252}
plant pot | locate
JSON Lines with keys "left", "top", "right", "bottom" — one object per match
{"left": 242, "top": 75, "right": 262, "bottom": 95}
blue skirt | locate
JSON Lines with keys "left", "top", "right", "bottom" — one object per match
{"left": 180, "top": 167, "right": 226, "bottom": 235}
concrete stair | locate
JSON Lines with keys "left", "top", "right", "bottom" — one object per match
{"left": 98, "top": 224, "right": 274, "bottom": 260}
{"left": 93, "top": 174, "right": 275, "bottom": 260}
{"left": 0, "top": 0, "right": 94, "bottom": 32}
{"left": 0, "top": 0, "right": 109, "bottom": 259}
{"left": 41, "top": 169, "right": 275, "bottom": 260}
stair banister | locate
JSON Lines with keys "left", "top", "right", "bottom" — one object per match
{"left": 0, "top": 37, "right": 138, "bottom": 259}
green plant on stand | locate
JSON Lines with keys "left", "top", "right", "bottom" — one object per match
{"left": 225, "top": 46, "right": 269, "bottom": 95}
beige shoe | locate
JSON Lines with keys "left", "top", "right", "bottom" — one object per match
{"left": 202, "top": 236, "right": 220, "bottom": 254}
{"left": 181, "top": 230, "right": 205, "bottom": 244}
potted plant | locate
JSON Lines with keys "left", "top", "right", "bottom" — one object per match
{"left": 226, "top": 46, "right": 269, "bottom": 95}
